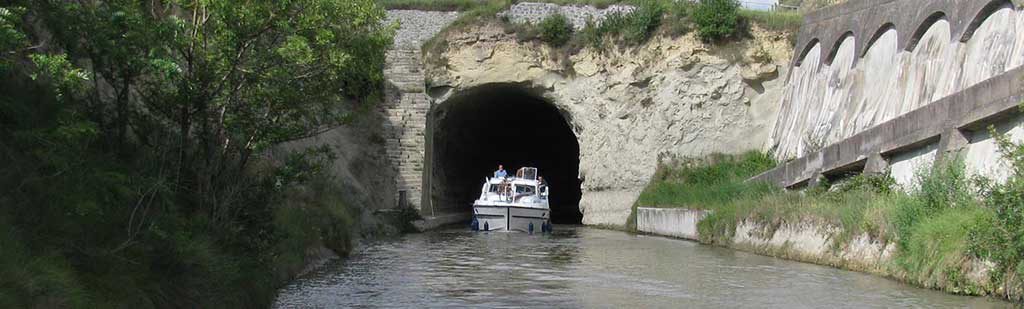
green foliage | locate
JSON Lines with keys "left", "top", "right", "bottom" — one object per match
{"left": 966, "top": 122, "right": 1024, "bottom": 300}
{"left": 578, "top": 0, "right": 664, "bottom": 49}
{"left": 0, "top": 6, "right": 27, "bottom": 72}
{"left": 635, "top": 151, "right": 777, "bottom": 208}
{"left": 538, "top": 14, "right": 573, "bottom": 47}
{"left": 0, "top": 0, "right": 391, "bottom": 306}
{"left": 897, "top": 207, "right": 989, "bottom": 294}
{"left": 692, "top": 0, "right": 741, "bottom": 42}
{"left": 628, "top": 152, "right": 777, "bottom": 231}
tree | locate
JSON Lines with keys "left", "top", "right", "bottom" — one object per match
{"left": 30, "top": 0, "right": 393, "bottom": 219}
{"left": 0, "top": 1, "right": 393, "bottom": 305}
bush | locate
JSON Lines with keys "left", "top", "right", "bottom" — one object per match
{"left": 538, "top": 14, "right": 573, "bottom": 47}
{"left": 622, "top": 0, "right": 663, "bottom": 44}
{"left": 575, "top": 0, "right": 664, "bottom": 50}
{"left": 692, "top": 0, "right": 741, "bottom": 42}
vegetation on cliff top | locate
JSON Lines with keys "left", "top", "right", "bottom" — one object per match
{"left": 420, "top": 0, "right": 802, "bottom": 70}
{"left": 0, "top": 0, "right": 392, "bottom": 307}
{"left": 633, "top": 123, "right": 1024, "bottom": 301}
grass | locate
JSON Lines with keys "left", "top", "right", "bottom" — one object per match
{"left": 626, "top": 151, "right": 778, "bottom": 231}
{"left": 739, "top": 9, "right": 803, "bottom": 32}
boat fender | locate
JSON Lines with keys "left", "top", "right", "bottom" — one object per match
{"left": 471, "top": 217, "right": 479, "bottom": 231}
{"left": 483, "top": 221, "right": 489, "bottom": 231}
{"left": 528, "top": 222, "right": 534, "bottom": 234}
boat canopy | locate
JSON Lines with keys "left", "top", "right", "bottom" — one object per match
{"left": 516, "top": 167, "right": 537, "bottom": 180}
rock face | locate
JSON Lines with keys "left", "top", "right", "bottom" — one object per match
{"left": 425, "top": 23, "right": 794, "bottom": 226}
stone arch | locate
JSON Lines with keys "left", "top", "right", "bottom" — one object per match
{"left": 794, "top": 38, "right": 821, "bottom": 67}
{"left": 824, "top": 32, "right": 855, "bottom": 66}
{"left": 424, "top": 83, "right": 583, "bottom": 223}
{"left": 960, "top": 0, "right": 1014, "bottom": 42}
{"left": 861, "top": 23, "right": 896, "bottom": 57}
{"left": 905, "top": 12, "right": 950, "bottom": 51}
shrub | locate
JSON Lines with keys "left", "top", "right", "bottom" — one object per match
{"left": 538, "top": 14, "right": 573, "bottom": 47}
{"left": 692, "top": 0, "right": 741, "bottom": 42}
{"left": 575, "top": 0, "right": 664, "bottom": 50}
{"left": 622, "top": 0, "right": 663, "bottom": 44}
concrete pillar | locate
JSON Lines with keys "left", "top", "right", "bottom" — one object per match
{"left": 863, "top": 153, "right": 889, "bottom": 175}
{"left": 936, "top": 128, "right": 970, "bottom": 164}
{"left": 807, "top": 172, "right": 826, "bottom": 189}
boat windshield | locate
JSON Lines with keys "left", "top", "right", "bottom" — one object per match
{"left": 515, "top": 184, "right": 535, "bottom": 195}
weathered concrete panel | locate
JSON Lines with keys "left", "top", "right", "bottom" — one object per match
{"left": 636, "top": 208, "right": 709, "bottom": 241}
{"left": 754, "top": 66, "right": 1024, "bottom": 187}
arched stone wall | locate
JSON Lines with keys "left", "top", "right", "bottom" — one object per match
{"left": 772, "top": 0, "right": 1024, "bottom": 160}
{"left": 790, "top": 0, "right": 1017, "bottom": 67}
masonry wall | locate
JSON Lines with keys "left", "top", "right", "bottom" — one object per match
{"left": 382, "top": 11, "right": 459, "bottom": 212}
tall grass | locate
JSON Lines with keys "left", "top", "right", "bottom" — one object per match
{"left": 635, "top": 152, "right": 777, "bottom": 208}
{"left": 739, "top": 9, "right": 803, "bottom": 32}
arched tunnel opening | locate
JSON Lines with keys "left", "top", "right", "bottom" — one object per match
{"left": 426, "top": 84, "right": 583, "bottom": 224}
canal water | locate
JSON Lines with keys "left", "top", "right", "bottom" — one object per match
{"left": 273, "top": 226, "right": 1009, "bottom": 308}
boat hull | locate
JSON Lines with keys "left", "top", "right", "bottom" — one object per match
{"left": 472, "top": 204, "right": 549, "bottom": 233}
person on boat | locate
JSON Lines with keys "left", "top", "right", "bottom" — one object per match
{"left": 537, "top": 176, "right": 547, "bottom": 186}
{"left": 494, "top": 164, "right": 507, "bottom": 179}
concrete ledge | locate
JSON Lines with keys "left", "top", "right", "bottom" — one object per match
{"left": 636, "top": 207, "right": 709, "bottom": 241}
{"left": 753, "top": 67, "right": 1024, "bottom": 188}
{"left": 413, "top": 212, "right": 471, "bottom": 231}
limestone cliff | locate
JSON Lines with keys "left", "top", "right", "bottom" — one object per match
{"left": 424, "top": 23, "right": 795, "bottom": 226}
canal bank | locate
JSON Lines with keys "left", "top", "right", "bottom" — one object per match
{"left": 628, "top": 152, "right": 1024, "bottom": 303}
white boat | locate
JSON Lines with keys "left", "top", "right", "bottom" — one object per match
{"left": 471, "top": 167, "right": 552, "bottom": 233}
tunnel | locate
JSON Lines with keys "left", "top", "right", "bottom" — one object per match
{"left": 426, "top": 84, "right": 583, "bottom": 224}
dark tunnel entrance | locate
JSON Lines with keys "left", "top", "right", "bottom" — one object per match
{"left": 426, "top": 84, "right": 583, "bottom": 224}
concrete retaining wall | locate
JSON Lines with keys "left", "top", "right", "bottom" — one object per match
{"left": 636, "top": 207, "right": 708, "bottom": 241}
{"left": 754, "top": 65, "right": 1024, "bottom": 188}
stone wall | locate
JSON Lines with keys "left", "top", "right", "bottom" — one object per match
{"left": 497, "top": 2, "right": 635, "bottom": 30}
{"left": 382, "top": 11, "right": 459, "bottom": 212}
